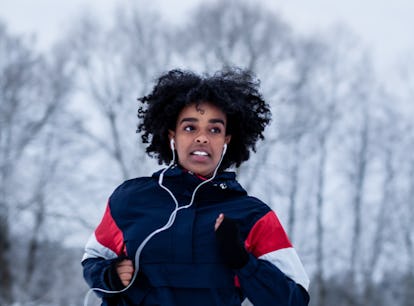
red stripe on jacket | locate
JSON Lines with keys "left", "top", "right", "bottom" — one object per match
{"left": 95, "top": 202, "right": 126, "bottom": 256}
{"left": 245, "top": 211, "right": 292, "bottom": 257}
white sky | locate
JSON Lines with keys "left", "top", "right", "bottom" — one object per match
{"left": 0, "top": 0, "right": 413, "bottom": 74}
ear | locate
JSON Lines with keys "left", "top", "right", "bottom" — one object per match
{"left": 168, "top": 130, "right": 175, "bottom": 142}
{"left": 225, "top": 135, "right": 231, "bottom": 145}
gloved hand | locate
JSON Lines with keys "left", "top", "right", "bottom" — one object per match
{"left": 215, "top": 213, "right": 249, "bottom": 269}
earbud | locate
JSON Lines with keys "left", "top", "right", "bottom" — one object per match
{"left": 222, "top": 143, "right": 227, "bottom": 156}
{"left": 170, "top": 138, "right": 175, "bottom": 150}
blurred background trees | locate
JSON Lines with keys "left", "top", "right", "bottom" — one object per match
{"left": 0, "top": 1, "right": 413, "bottom": 305}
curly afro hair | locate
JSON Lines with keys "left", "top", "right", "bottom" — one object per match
{"left": 137, "top": 67, "right": 271, "bottom": 170}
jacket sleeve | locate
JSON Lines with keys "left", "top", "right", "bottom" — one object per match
{"left": 81, "top": 201, "right": 127, "bottom": 295}
{"left": 236, "top": 211, "right": 310, "bottom": 306}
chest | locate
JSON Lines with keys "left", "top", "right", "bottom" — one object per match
{"left": 113, "top": 190, "right": 248, "bottom": 264}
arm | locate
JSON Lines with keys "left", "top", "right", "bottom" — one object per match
{"left": 237, "top": 254, "right": 309, "bottom": 306}
{"left": 82, "top": 202, "right": 132, "bottom": 294}
{"left": 215, "top": 212, "right": 310, "bottom": 306}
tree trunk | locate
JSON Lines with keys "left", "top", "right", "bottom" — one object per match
{"left": 315, "top": 134, "right": 327, "bottom": 306}
{"left": 350, "top": 115, "right": 369, "bottom": 283}
{"left": 0, "top": 214, "right": 13, "bottom": 304}
{"left": 287, "top": 144, "right": 300, "bottom": 242}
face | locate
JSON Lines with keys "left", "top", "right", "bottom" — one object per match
{"left": 169, "top": 102, "right": 231, "bottom": 177}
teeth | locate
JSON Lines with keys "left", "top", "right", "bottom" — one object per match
{"left": 193, "top": 151, "right": 208, "bottom": 156}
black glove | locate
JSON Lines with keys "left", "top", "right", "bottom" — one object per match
{"left": 215, "top": 217, "right": 249, "bottom": 269}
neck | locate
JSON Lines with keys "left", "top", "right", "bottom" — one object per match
{"left": 180, "top": 166, "right": 210, "bottom": 181}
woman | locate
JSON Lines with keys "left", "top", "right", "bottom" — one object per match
{"left": 82, "top": 68, "right": 310, "bottom": 305}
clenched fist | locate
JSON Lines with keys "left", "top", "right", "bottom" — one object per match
{"left": 116, "top": 259, "right": 134, "bottom": 287}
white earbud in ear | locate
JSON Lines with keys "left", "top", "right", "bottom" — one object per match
{"left": 170, "top": 138, "right": 175, "bottom": 150}
{"left": 222, "top": 143, "right": 227, "bottom": 156}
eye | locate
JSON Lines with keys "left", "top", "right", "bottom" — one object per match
{"left": 183, "top": 125, "right": 195, "bottom": 132}
{"left": 210, "top": 127, "right": 222, "bottom": 134}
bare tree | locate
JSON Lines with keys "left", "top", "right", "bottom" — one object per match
{"left": 67, "top": 4, "right": 172, "bottom": 182}
{"left": 0, "top": 21, "right": 77, "bottom": 304}
{"left": 277, "top": 36, "right": 332, "bottom": 242}
{"left": 283, "top": 28, "right": 369, "bottom": 306}
{"left": 402, "top": 143, "right": 414, "bottom": 306}
{"left": 395, "top": 60, "right": 414, "bottom": 306}
{"left": 178, "top": 0, "right": 292, "bottom": 74}
{"left": 0, "top": 22, "right": 47, "bottom": 303}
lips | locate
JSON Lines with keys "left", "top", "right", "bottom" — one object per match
{"left": 190, "top": 149, "right": 211, "bottom": 162}
{"left": 191, "top": 150, "right": 209, "bottom": 156}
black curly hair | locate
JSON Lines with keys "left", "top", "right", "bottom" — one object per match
{"left": 137, "top": 68, "right": 271, "bottom": 170}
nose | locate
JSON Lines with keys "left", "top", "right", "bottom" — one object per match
{"left": 195, "top": 133, "right": 208, "bottom": 144}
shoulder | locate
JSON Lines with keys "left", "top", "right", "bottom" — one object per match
{"left": 227, "top": 194, "right": 274, "bottom": 233}
{"left": 109, "top": 176, "right": 156, "bottom": 203}
{"left": 239, "top": 195, "right": 272, "bottom": 216}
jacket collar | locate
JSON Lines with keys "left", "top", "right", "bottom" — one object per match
{"left": 151, "top": 165, "right": 246, "bottom": 194}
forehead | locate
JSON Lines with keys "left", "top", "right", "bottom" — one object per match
{"left": 177, "top": 102, "right": 227, "bottom": 120}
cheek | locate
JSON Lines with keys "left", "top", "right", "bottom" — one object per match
{"left": 174, "top": 140, "right": 188, "bottom": 156}
{"left": 213, "top": 142, "right": 226, "bottom": 157}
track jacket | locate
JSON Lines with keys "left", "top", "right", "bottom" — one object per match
{"left": 82, "top": 166, "right": 310, "bottom": 305}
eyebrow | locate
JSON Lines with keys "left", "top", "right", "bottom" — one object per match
{"left": 179, "top": 117, "right": 226, "bottom": 125}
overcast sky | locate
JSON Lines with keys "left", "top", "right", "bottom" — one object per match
{"left": 0, "top": 0, "right": 413, "bottom": 74}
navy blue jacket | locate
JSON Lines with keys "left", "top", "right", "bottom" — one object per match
{"left": 82, "top": 167, "right": 309, "bottom": 305}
